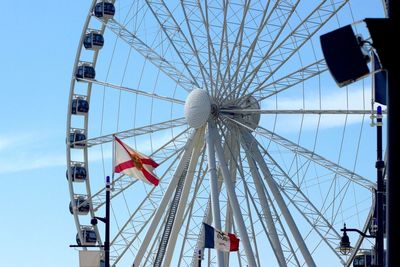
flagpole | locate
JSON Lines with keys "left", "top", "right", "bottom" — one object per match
{"left": 111, "top": 136, "right": 116, "bottom": 188}
{"left": 105, "top": 175, "right": 110, "bottom": 267}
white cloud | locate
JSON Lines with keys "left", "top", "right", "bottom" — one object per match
{"left": 0, "top": 153, "right": 66, "bottom": 174}
{"left": 0, "top": 132, "right": 66, "bottom": 174}
{"left": 261, "top": 87, "right": 373, "bottom": 132}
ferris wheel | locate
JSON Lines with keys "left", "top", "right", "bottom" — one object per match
{"left": 67, "top": 1, "right": 383, "bottom": 266}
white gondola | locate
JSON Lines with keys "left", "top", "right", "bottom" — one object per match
{"left": 69, "top": 195, "right": 90, "bottom": 215}
{"left": 76, "top": 226, "right": 97, "bottom": 246}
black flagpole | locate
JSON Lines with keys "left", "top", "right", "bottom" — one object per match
{"left": 105, "top": 175, "right": 110, "bottom": 267}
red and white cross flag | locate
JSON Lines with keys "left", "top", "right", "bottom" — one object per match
{"left": 113, "top": 136, "right": 160, "bottom": 186}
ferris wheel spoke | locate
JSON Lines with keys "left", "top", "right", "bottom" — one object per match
{"left": 225, "top": 115, "right": 375, "bottom": 190}
{"left": 230, "top": 0, "right": 301, "bottom": 99}
{"left": 77, "top": 118, "right": 186, "bottom": 147}
{"left": 237, "top": 131, "right": 301, "bottom": 266}
{"left": 206, "top": 122, "right": 225, "bottom": 266}
{"left": 104, "top": 18, "right": 198, "bottom": 92}
{"left": 197, "top": 1, "right": 228, "bottom": 94}
{"left": 216, "top": 0, "right": 253, "bottom": 101}
{"left": 79, "top": 78, "right": 185, "bottom": 104}
{"left": 162, "top": 128, "right": 205, "bottom": 267}
{"left": 89, "top": 144, "right": 184, "bottom": 212}
{"left": 254, "top": 125, "right": 376, "bottom": 190}
{"left": 177, "top": 152, "right": 209, "bottom": 266}
{"left": 180, "top": 2, "right": 217, "bottom": 93}
{"left": 107, "top": 130, "right": 190, "bottom": 264}
{"left": 246, "top": 131, "right": 350, "bottom": 263}
{"left": 203, "top": 0, "right": 229, "bottom": 94}
{"left": 132, "top": 129, "right": 201, "bottom": 267}
{"left": 210, "top": 122, "right": 258, "bottom": 267}
{"left": 236, "top": 59, "right": 327, "bottom": 102}
{"left": 239, "top": 0, "right": 348, "bottom": 97}
{"left": 220, "top": 109, "right": 377, "bottom": 115}
{"left": 189, "top": 128, "right": 240, "bottom": 266}
{"left": 109, "top": 148, "right": 184, "bottom": 266}
{"left": 240, "top": 142, "right": 288, "bottom": 267}
{"left": 239, "top": 129, "right": 317, "bottom": 267}
{"left": 240, "top": 169, "right": 263, "bottom": 267}
{"left": 217, "top": 0, "right": 272, "bottom": 101}
{"left": 149, "top": 127, "right": 190, "bottom": 162}
{"left": 145, "top": 1, "right": 209, "bottom": 90}
{"left": 238, "top": 158, "right": 301, "bottom": 266}
{"left": 213, "top": 0, "right": 230, "bottom": 99}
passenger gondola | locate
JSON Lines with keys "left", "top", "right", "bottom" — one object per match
{"left": 83, "top": 31, "right": 104, "bottom": 50}
{"left": 69, "top": 196, "right": 90, "bottom": 215}
{"left": 94, "top": 1, "right": 115, "bottom": 19}
{"left": 71, "top": 97, "right": 89, "bottom": 115}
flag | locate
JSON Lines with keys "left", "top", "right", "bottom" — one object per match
{"left": 203, "top": 223, "right": 239, "bottom": 252}
{"left": 113, "top": 136, "right": 160, "bottom": 186}
{"left": 373, "top": 52, "right": 387, "bottom": 105}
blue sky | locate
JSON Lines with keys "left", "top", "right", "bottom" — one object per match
{"left": 0, "top": 1, "right": 385, "bottom": 267}
{"left": 0, "top": 2, "right": 90, "bottom": 266}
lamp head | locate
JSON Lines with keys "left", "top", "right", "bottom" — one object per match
{"left": 338, "top": 223, "right": 353, "bottom": 255}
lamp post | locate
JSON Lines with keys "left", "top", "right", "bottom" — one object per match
{"left": 91, "top": 176, "right": 111, "bottom": 267}
{"left": 338, "top": 224, "right": 376, "bottom": 265}
{"left": 375, "top": 106, "right": 384, "bottom": 267}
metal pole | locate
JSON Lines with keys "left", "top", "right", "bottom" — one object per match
{"left": 241, "top": 130, "right": 316, "bottom": 267}
{"left": 212, "top": 127, "right": 258, "bottom": 267}
{"left": 206, "top": 121, "right": 225, "bottom": 267}
{"left": 386, "top": 1, "right": 399, "bottom": 266}
{"left": 376, "top": 106, "right": 384, "bottom": 267}
{"left": 105, "top": 176, "right": 110, "bottom": 267}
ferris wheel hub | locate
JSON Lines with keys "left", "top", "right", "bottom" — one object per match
{"left": 240, "top": 96, "right": 260, "bottom": 129}
{"left": 184, "top": 89, "right": 211, "bottom": 128}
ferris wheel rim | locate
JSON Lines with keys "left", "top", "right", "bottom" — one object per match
{"left": 67, "top": 1, "right": 381, "bottom": 266}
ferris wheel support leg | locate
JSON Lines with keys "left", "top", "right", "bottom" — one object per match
{"left": 241, "top": 130, "right": 316, "bottom": 267}
{"left": 163, "top": 128, "right": 205, "bottom": 267}
{"left": 206, "top": 121, "right": 226, "bottom": 267}
{"left": 242, "top": 143, "right": 287, "bottom": 267}
{"left": 132, "top": 130, "right": 199, "bottom": 267}
{"left": 211, "top": 123, "right": 258, "bottom": 267}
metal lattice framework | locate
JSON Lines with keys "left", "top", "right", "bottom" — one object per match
{"left": 67, "top": 1, "right": 384, "bottom": 266}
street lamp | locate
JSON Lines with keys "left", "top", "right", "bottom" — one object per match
{"left": 338, "top": 223, "right": 377, "bottom": 264}
{"left": 337, "top": 224, "right": 353, "bottom": 256}
{"left": 90, "top": 176, "right": 111, "bottom": 267}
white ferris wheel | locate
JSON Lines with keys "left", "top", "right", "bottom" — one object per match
{"left": 67, "top": 1, "right": 384, "bottom": 266}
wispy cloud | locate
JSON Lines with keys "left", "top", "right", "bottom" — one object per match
{"left": 0, "top": 132, "right": 65, "bottom": 174}
{"left": 0, "top": 127, "right": 188, "bottom": 175}
{"left": 261, "top": 87, "right": 373, "bottom": 132}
